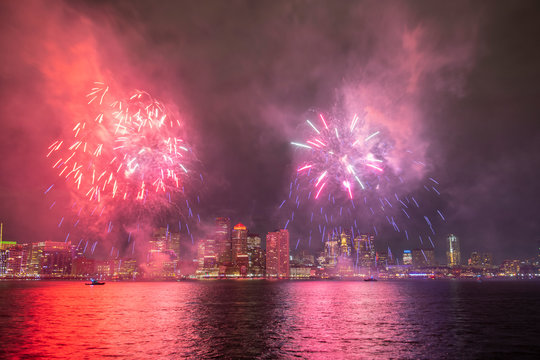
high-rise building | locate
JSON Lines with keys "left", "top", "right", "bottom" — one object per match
{"left": 215, "top": 217, "right": 232, "bottom": 265}
{"left": 324, "top": 238, "right": 339, "bottom": 267}
{"left": 266, "top": 229, "right": 289, "bottom": 278}
{"left": 376, "top": 251, "right": 388, "bottom": 270}
{"left": 203, "top": 238, "right": 217, "bottom": 269}
{"left": 339, "top": 233, "right": 351, "bottom": 257}
{"left": 232, "top": 223, "right": 248, "bottom": 264}
{"left": 357, "top": 234, "right": 376, "bottom": 268}
{"left": 446, "top": 234, "right": 461, "bottom": 267}
{"left": 247, "top": 234, "right": 264, "bottom": 277}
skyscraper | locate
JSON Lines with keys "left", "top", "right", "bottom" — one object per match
{"left": 266, "top": 229, "right": 289, "bottom": 278}
{"left": 446, "top": 234, "right": 461, "bottom": 267}
{"left": 357, "top": 234, "right": 376, "bottom": 268}
{"left": 247, "top": 234, "right": 264, "bottom": 277}
{"left": 215, "top": 217, "right": 232, "bottom": 265}
{"left": 232, "top": 223, "right": 248, "bottom": 263}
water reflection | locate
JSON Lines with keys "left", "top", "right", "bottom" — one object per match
{"left": 0, "top": 280, "right": 539, "bottom": 359}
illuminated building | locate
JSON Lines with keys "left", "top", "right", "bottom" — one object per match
{"left": 150, "top": 228, "right": 168, "bottom": 252}
{"left": 232, "top": 223, "right": 248, "bottom": 265}
{"left": 197, "top": 241, "right": 205, "bottom": 269}
{"left": 290, "top": 266, "right": 312, "bottom": 279}
{"left": 446, "top": 234, "right": 461, "bottom": 267}
{"left": 500, "top": 260, "right": 520, "bottom": 276}
{"left": 469, "top": 251, "right": 494, "bottom": 268}
{"left": 71, "top": 257, "right": 96, "bottom": 277}
{"left": 357, "top": 234, "right": 376, "bottom": 268}
{"left": 40, "top": 241, "right": 72, "bottom": 277}
{"left": 27, "top": 243, "right": 43, "bottom": 276}
{"left": 117, "top": 259, "right": 138, "bottom": 278}
{"left": 5, "top": 244, "right": 30, "bottom": 276}
{"left": 339, "top": 232, "right": 351, "bottom": 257}
{"left": 324, "top": 238, "right": 339, "bottom": 267}
{"left": 215, "top": 217, "right": 232, "bottom": 265}
{"left": 482, "top": 253, "right": 493, "bottom": 266}
{"left": 0, "top": 250, "right": 7, "bottom": 275}
{"left": 266, "top": 229, "right": 289, "bottom": 278}
{"left": 469, "top": 251, "right": 481, "bottom": 266}
{"left": 376, "top": 251, "right": 388, "bottom": 270}
{"left": 169, "top": 232, "right": 181, "bottom": 259}
{"left": 402, "top": 250, "right": 412, "bottom": 265}
{"left": 247, "top": 234, "right": 264, "bottom": 277}
{"left": 412, "top": 248, "right": 435, "bottom": 268}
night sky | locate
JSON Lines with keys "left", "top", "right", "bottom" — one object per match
{"left": 1, "top": 0, "right": 539, "bottom": 262}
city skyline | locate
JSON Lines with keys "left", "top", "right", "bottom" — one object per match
{"left": 1, "top": 1, "right": 540, "bottom": 263}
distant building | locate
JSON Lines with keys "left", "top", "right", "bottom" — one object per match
{"left": 232, "top": 223, "right": 248, "bottom": 267}
{"left": 215, "top": 217, "right": 232, "bottom": 265}
{"left": 339, "top": 232, "right": 351, "bottom": 257}
{"left": 469, "top": 251, "right": 481, "bottom": 266}
{"left": 446, "top": 234, "right": 461, "bottom": 267}
{"left": 40, "top": 241, "right": 72, "bottom": 277}
{"left": 402, "top": 250, "right": 413, "bottom": 265}
{"left": 1, "top": 244, "right": 30, "bottom": 277}
{"left": 266, "top": 229, "right": 289, "bottom": 278}
{"left": 72, "top": 256, "right": 96, "bottom": 277}
{"left": 247, "top": 234, "right": 264, "bottom": 277}
{"left": 324, "top": 238, "right": 339, "bottom": 268}
{"left": 356, "top": 234, "right": 376, "bottom": 268}
{"left": 412, "top": 248, "right": 435, "bottom": 268}
{"left": 500, "top": 260, "right": 520, "bottom": 276}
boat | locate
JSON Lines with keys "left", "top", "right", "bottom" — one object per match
{"left": 85, "top": 278, "right": 105, "bottom": 285}
{"left": 363, "top": 277, "right": 378, "bottom": 282}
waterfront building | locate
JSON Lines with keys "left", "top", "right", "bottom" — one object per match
{"left": 71, "top": 256, "right": 96, "bottom": 277}
{"left": 3, "top": 244, "right": 30, "bottom": 276}
{"left": 40, "top": 241, "right": 72, "bottom": 277}
{"left": 402, "top": 250, "right": 413, "bottom": 265}
{"left": 266, "top": 229, "right": 289, "bottom": 278}
{"left": 446, "top": 234, "right": 461, "bottom": 267}
{"left": 500, "top": 260, "right": 520, "bottom": 276}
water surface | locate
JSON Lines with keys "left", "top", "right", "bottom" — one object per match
{"left": 0, "top": 280, "right": 539, "bottom": 359}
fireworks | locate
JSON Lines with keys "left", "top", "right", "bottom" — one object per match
{"left": 46, "top": 82, "right": 200, "bottom": 254}
{"left": 291, "top": 112, "right": 388, "bottom": 201}
{"left": 283, "top": 109, "right": 444, "bottom": 249}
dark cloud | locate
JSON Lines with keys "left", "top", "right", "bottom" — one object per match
{"left": 0, "top": 0, "right": 539, "bottom": 262}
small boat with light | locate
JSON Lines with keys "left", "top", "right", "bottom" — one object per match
{"left": 85, "top": 278, "right": 105, "bottom": 285}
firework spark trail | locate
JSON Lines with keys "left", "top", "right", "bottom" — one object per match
{"left": 46, "top": 82, "right": 199, "bottom": 254}
{"left": 282, "top": 110, "right": 444, "bottom": 251}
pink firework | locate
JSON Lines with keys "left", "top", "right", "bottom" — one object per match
{"left": 47, "top": 82, "right": 197, "bottom": 235}
{"left": 291, "top": 112, "right": 388, "bottom": 201}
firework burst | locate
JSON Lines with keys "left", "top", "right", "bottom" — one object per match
{"left": 45, "top": 82, "right": 200, "bottom": 254}
{"left": 282, "top": 109, "right": 444, "bottom": 250}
